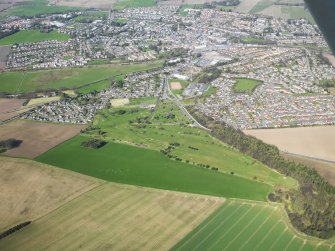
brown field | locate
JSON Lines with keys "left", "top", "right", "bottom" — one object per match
{"left": 0, "top": 182, "right": 225, "bottom": 250}
{"left": 110, "top": 98, "right": 129, "bottom": 107}
{"left": 282, "top": 152, "right": 335, "bottom": 186}
{"left": 0, "top": 157, "right": 101, "bottom": 232}
{"left": 323, "top": 53, "right": 335, "bottom": 68}
{"left": 170, "top": 81, "right": 182, "bottom": 90}
{"left": 0, "top": 98, "right": 26, "bottom": 122}
{"left": 244, "top": 126, "right": 335, "bottom": 162}
{"left": 0, "top": 120, "right": 84, "bottom": 158}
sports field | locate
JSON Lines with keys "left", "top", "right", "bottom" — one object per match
{"left": 0, "top": 183, "right": 225, "bottom": 250}
{"left": 36, "top": 135, "right": 272, "bottom": 201}
{"left": 0, "top": 157, "right": 100, "bottom": 232}
{"left": 172, "top": 200, "right": 335, "bottom": 251}
{"left": 0, "top": 30, "right": 69, "bottom": 46}
{"left": 0, "top": 61, "right": 163, "bottom": 93}
{"left": 233, "top": 78, "right": 262, "bottom": 94}
{"left": 90, "top": 103, "right": 296, "bottom": 188}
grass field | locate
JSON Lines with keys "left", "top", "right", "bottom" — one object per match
{"left": 89, "top": 101, "right": 296, "bottom": 188}
{"left": 25, "top": 96, "right": 60, "bottom": 106}
{"left": 172, "top": 200, "right": 335, "bottom": 251}
{"left": 114, "top": 0, "right": 156, "bottom": 9}
{"left": 0, "top": 61, "right": 163, "bottom": 94}
{"left": 0, "top": 120, "right": 84, "bottom": 158}
{"left": 0, "top": 182, "right": 225, "bottom": 250}
{"left": 76, "top": 79, "right": 111, "bottom": 94}
{"left": 2, "top": 0, "right": 80, "bottom": 17}
{"left": 233, "top": 78, "right": 262, "bottom": 94}
{"left": 169, "top": 78, "right": 188, "bottom": 96}
{"left": 0, "top": 30, "right": 69, "bottom": 46}
{"left": 0, "top": 157, "right": 100, "bottom": 232}
{"left": 36, "top": 134, "right": 272, "bottom": 201}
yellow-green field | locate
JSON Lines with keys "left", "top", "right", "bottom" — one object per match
{"left": 25, "top": 96, "right": 61, "bottom": 106}
{"left": 0, "top": 182, "right": 225, "bottom": 250}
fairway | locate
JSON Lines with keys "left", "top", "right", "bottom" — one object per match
{"left": 233, "top": 78, "right": 262, "bottom": 94}
{"left": 0, "top": 61, "right": 163, "bottom": 93}
{"left": 172, "top": 201, "right": 335, "bottom": 251}
{"left": 36, "top": 135, "right": 272, "bottom": 201}
{"left": 0, "top": 157, "right": 100, "bottom": 232}
{"left": 0, "top": 183, "right": 225, "bottom": 250}
{"left": 0, "top": 30, "right": 69, "bottom": 46}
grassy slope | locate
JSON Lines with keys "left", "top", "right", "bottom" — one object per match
{"left": 91, "top": 103, "right": 296, "bottom": 188}
{"left": 0, "top": 30, "right": 69, "bottom": 46}
{"left": 172, "top": 200, "right": 334, "bottom": 250}
{"left": 0, "top": 61, "right": 163, "bottom": 93}
{"left": 36, "top": 135, "right": 271, "bottom": 201}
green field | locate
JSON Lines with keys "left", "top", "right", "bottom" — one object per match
{"left": 0, "top": 61, "right": 163, "bottom": 93}
{"left": 178, "top": 4, "right": 203, "bottom": 16}
{"left": 35, "top": 135, "right": 271, "bottom": 201}
{"left": 233, "top": 78, "right": 262, "bottom": 94}
{"left": 0, "top": 30, "right": 70, "bottom": 46}
{"left": 169, "top": 78, "right": 189, "bottom": 96}
{"left": 76, "top": 79, "right": 111, "bottom": 94}
{"left": 89, "top": 101, "right": 296, "bottom": 188}
{"left": 114, "top": 0, "right": 156, "bottom": 10}
{"left": 2, "top": 0, "right": 80, "bottom": 17}
{"left": 172, "top": 201, "right": 335, "bottom": 251}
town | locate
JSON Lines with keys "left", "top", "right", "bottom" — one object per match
{"left": 1, "top": 5, "right": 335, "bottom": 129}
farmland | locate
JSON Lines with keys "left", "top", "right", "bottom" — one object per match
{"left": 0, "top": 30, "right": 70, "bottom": 46}
{"left": 0, "top": 61, "right": 163, "bottom": 93}
{"left": 36, "top": 134, "right": 272, "bottom": 201}
{"left": 89, "top": 101, "right": 297, "bottom": 188}
{"left": 172, "top": 200, "right": 335, "bottom": 251}
{"left": 244, "top": 126, "right": 335, "bottom": 162}
{"left": 0, "top": 98, "right": 26, "bottom": 122}
{"left": 0, "top": 182, "right": 224, "bottom": 250}
{"left": 2, "top": 0, "right": 80, "bottom": 17}
{"left": 233, "top": 78, "right": 262, "bottom": 94}
{"left": 0, "top": 120, "right": 84, "bottom": 158}
{"left": 0, "top": 157, "right": 100, "bottom": 232}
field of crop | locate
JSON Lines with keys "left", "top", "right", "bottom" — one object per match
{"left": 0, "top": 157, "right": 100, "bottom": 232}
{"left": 0, "top": 98, "right": 26, "bottom": 122}
{"left": 25, "top": 96, "right": 60, "bottom": 106}
{"left": 244, "top": 126, "right": 335, "bottom": 162}
{"left": 0, "top": 120, "right": 84, "bottom": 158}
{"left": 172, "top": 200, "right": 335, "bottom": 251}
{"left": 0, "top": 61, "right": 163, "bottom": 93}
{"left": 0, "top": 182, "right": 225, "bottom": 250}
{"left": 36, "top": 134, "right": 272, "bottom": 201}
{"left": 233, "top": 78, "right": 262, "bottom": 94}
{"left": 0, "top": 30, "right": 69, "bottom": 46}
{"left": 88, "top": 101, "right": 297, "bottom": 188}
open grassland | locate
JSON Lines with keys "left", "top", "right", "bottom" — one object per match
{"left": 114, "top": 0, "right": 156, "bottom": 10}
{"left": 90, "top": 101, "right": 296, "bottom": 188}
{"left": 0, "top": 120, "right": 84, "bottom": 158}
{"left": 0, "top": 98, "right": 26, "bottom": 122}
{"left": 2, "top": 0, "right": 81, "bottom": 17}
{"left": 172, "top": 200, "right": 335, "bottom": 251}
{"left": 76, "top": 79, "right": 111, "bottom": 94}
{"left": 0, "top": 183, "right": 224, "bottom": 250}
{"left": 0, "top": 30, "right": 69, "bottom": 46}
{"left": 36, "top": 134, "right": 272, "bottom": 201}
{"left": 233, "top": 78, "right": 262, "bottom": 94}
{"left": 0, "top": 61, "right": 163, "bottom": 94}
{"left": 244, "top": 126, "right": 335, "bottom": 162}
{"left": 0, "top": 157, "right": 100, "bottom": 232}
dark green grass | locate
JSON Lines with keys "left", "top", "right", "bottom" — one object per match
{"left": 35, "top": 135, "right": 272, "bottom": 201}
{"left": 0, "top": 30, "right": 70, "bottom": 46}
{"left": 171, "top": 202, "right": 332, "bottom": 251}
